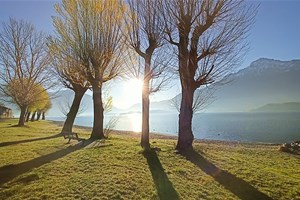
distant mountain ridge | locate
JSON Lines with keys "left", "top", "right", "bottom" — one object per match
{"left": 203, "top": 58, "right": 300, "bottom": 112}
{"left": 252, "top": 102, "right": 300, "bottom": 113}
{"left": 47, "top": 58, "right": 300, "bottom": 116}
{"left": 126, "top": 58, "right": 300, "bottom": 113}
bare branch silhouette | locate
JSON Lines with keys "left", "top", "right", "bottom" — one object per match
{"left": 162, "top": 0, "right": 257, "bottom": 151}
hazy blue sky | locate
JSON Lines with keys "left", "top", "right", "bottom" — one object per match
{"left": 0, "top": 0, "right": 299, "bottom": 108}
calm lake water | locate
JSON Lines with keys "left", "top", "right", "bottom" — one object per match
{"left": 49, "top": 112, "right": 300, "bottom": 143}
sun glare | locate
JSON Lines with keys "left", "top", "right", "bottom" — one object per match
{"left": 127, "top": 79, "right": 143, "bottom": 92}
{"left": 116, "top": 79, "right": 143, "bottom": 109}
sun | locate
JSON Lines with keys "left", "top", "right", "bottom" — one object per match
{"left": 127, "top": 79, "right": 143, "bottom": 93}
{"left": 116, "top": 78, "right": 143, "bottom": 109}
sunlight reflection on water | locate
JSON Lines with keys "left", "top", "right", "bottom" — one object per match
{"left": 129, "top": 113, "right": 142, "bottom": 132}
{"left": 49, "top": 112, "right": 300, "bottom": 143}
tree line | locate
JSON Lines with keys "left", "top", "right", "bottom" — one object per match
{"left": 0, "top": 0, "right": 256, "bottom": 152}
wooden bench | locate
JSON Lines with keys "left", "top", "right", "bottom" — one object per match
{"left": 62, "top": 132, "right": 85, "bottom": 144}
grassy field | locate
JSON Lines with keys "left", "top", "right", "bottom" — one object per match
{"left": 0, "top": 119, "right": 299, "bottom": 200}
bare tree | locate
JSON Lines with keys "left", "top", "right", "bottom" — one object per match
{"left": 53, "top": 0, "right": 126, "bottom": 139}
{"left": 102, "top": 87, "right": 113, "bottom": 113}
{"left": 163, "top": 0, "right": 256, "bottom": 151}
{"left": 102, "top": 88, "right": 118, "bottom": 137}
{"left": 125, "top": 0, "right": 172, "bottom": 149}
{"left": 0, "top": 18, "right": 52, "bottom": 126}
{"left": 104, "top": 116, "right": 119, "bottom": 137}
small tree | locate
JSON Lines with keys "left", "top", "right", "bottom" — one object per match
{"left": 23, "top": 84, "right": 49, "bottom": 122}
{"left": 35, "top": 88, "right": 50, "bottom": 121}
{"left": 0, "top": 18, "right": 52, "bottom": 126}
{"left": 102, "top": 89, "right": 118, "bottom": 137}
{"left": 163, "top": 0, "right": 256, "bottom": 151}
{"left": 41, "top": 100, "right": 52, "bottom": 120}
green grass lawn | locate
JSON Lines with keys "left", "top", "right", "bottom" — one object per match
{"left": 0, "top": 119, "right": 299, "bottom": 200}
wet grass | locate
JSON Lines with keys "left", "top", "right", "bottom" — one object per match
{"left": 0, "top": 119, "right": 299, "bottom": 200}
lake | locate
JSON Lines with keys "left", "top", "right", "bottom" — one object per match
{"left": 49, "top": 112, "right": 300, "bottom": 143}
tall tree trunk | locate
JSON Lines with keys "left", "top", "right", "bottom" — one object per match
{"left": 176, "top": 29, "right": 196, "bottom": 151}
{"left": 30, "top": 111, "right": 36, "bottom": 122}
{"left": 25, "top": 111, "right": 31, "bottom": 122}
{"left": 36, "top": 112, "right": 41, "bottom": 121}
{"left": 61, "top": 89, "right": 86, "bottom": 133}
{"left": 42, "top": 112, "right": 45, "bottom": 120}
{"left": 141, "top": 56, "right": 151, "bottom": 149}
{"left": 176, "top": 85, "right": 195, "bottom": 151}
{"left": 90, "top": 83, "right": 105, "bottom": 139}
{"left": 141, "top": 83, "right": 150, "bottom": 149}
{"left": 18, "top": 106, "right": 27, "bottom": 126}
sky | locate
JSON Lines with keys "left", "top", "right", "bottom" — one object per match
{"left": 0, "top": 0, "right": 299, "bottom": 109}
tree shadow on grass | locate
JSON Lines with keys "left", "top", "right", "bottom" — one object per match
{"left": 143, "top": 149, "right": 180, "bottom": 200}
{"left": 8, "top": 124, "right": 28, "bottom": 127}
{"left": 0, "top": 139, "right": 93, "bottom": 186}
{"left": 0, "top": 134, "right": 61, "bottom": 148}
{"left": 181, "top": 149, "right": 273, "bottom": 200}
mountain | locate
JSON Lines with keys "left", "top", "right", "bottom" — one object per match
{"left": 203, "top": 58, "right": 300, "bottom": 112}
{"left": 252, "top": 102, "right": 300, "bottom": 113}
{"left": 46, "top": 58, "right": 300, "bottom": 116}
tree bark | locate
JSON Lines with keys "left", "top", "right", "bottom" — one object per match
{"left": 61, "top": 89, "right": 86, "bottom": 133}
{"left": 25, "top": 111, "right": 31, "bottom": 122}
{"left": 90, "top": 82, "right": 105, "bottom": 139}
{"left": 36, "top": 112, "right": 41, "bottom": 121}
{"left": 18, "top": 106, "right": 27, "bottom": 126}
{"left": 141, "top": 84, "right": 150, "bottom": 149}
{"left": 42, "top": 112, "right": 45, "bottom": 120}
{"left": 30, "top": 111, "right": 36, "bottom": 122}
{"left": 176, "top": 84, "right": 195, "bottom": 151}
{"left": 141, "top": 54, "right": 153, "bottom": 149}
{"left": 176, "top": 31, "right": 196, "bottom": 151}
{"left": 141, "top": 56, "right": 151, "bottom": 149}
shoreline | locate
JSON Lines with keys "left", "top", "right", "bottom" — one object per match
{"left": 49, "top": 120, "right": 280, "bottom": 146}
{"left": 1, "top": 118, "right": 299, "bottom": 199}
